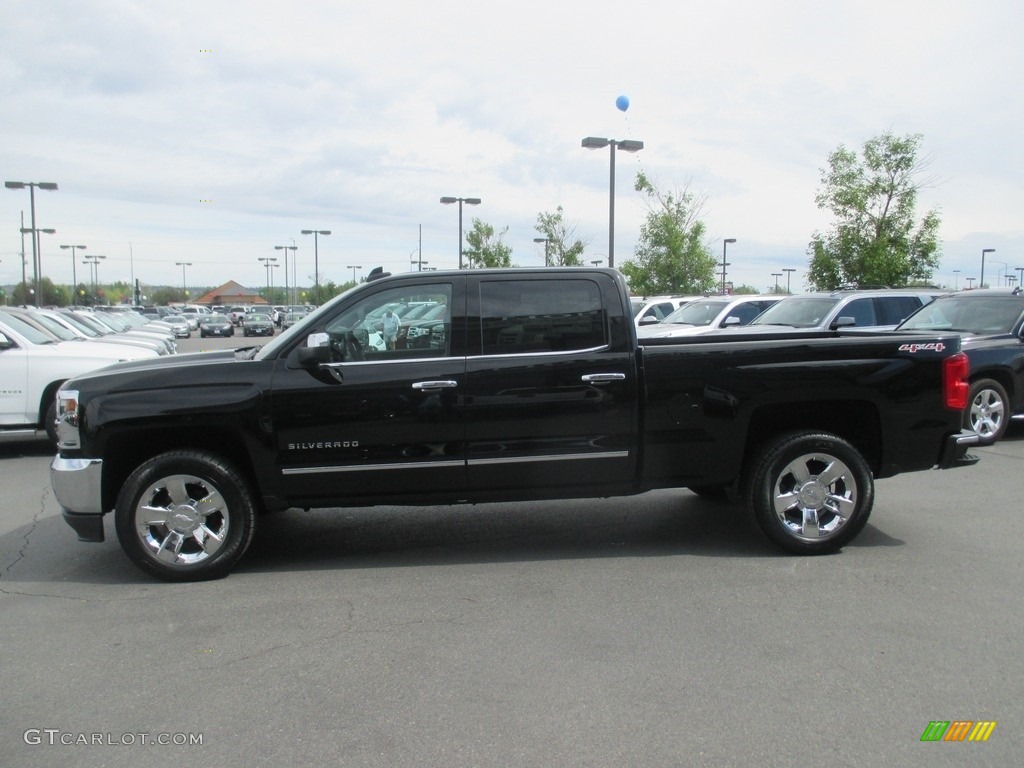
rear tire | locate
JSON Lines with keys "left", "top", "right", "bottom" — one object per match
{"left": 745, "top": 431, "right": 873, "bottom": 555}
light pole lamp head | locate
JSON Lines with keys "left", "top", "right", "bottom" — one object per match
{"left": 724, "top": 238, "right": 737, "bottom": 245}
{"left": 581, "top": 137, "right": 610, "bottom": 149}
{"left": 617, "top": 140, "right": 644, "bottom": 153}
{"left": 5, "top": 181, "right": 58, "bottom": 190}
{"left": 983, "top": 248, "right": 995, "bottom": 255}
{"left": 439, "top": 197, "right": 457, "bottom": 204}
{"left": 60, "top": 244, "right": 86, "bottom": 251}
{"left": 464, "top": 198, "right": 481, "bottom": 205}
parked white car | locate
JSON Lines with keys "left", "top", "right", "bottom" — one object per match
{"left": 0, "top": 314, "right": 158, "bottom": 444}
{"left": 638, "top": 295, "right": 782, "bottom": 338}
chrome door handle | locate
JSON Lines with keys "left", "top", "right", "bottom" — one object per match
{"left": 581, "top": 373, "right": 626, "bottom": 383}
{"left": 412, "top": 380, "right": 458, "bottom": 390}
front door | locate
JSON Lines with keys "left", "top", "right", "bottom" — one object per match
{"left": 271, "top": 278, "right": 467, "bottom": 505}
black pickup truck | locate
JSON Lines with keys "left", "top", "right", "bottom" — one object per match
{"left": 51, "top": 267, "right": 983, "bottom": 581}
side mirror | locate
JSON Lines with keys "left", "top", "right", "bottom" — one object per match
{"left": 297, "top": 344, "right": 330, "bottom": 368}
{"left": 638, "top": 315, "right": 660, "bottom": 326}
{"left": 0, "top": 332, "right": 11, "bottom": 350}
{"left": 831, "top": 316, "right": 856, "bottom": 330}
{"left": 721, "top": 316, "right": 741, "bottom": 327}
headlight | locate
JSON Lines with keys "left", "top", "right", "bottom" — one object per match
{"left": 56, "top": 389, "right": 81, "bottom": 449}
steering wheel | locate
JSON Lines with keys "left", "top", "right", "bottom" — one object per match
{"left": 344, "top": 331, "right": 365, "bottom": 361}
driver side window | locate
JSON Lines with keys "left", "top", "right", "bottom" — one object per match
{"left": 322, "top": 284, "right": 453, "bottom": 361}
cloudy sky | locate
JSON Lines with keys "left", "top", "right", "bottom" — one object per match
{"left": 2, "top": 0, "right": 1022, "bottom": 298}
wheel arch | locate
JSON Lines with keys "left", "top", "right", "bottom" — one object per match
{"left": 742, "top": 400, "right": 882, "bottom": 478}
{"left": 969, "top": 366, "right": 1014, "bottom": 399}
{"left": 37, "top": 380, "right": 66, "bottom": 426}
{"left": 100, "top": 426, "right": 264, "bottom": 514}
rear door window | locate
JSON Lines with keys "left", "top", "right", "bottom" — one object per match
{"left": 479, "top": 279, "right": 606, "bottom": 355}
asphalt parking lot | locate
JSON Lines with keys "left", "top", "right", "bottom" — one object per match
{"left": 1, "top": 339, "right": 1021, "bottom": 767}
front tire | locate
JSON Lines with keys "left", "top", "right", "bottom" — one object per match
{"left": 745, "top": 431, "right": 873, "bottom": 555}
{"left": 44, "top": 400, "right": 58, "bottom": 446}
{"left": 115, "top": 451, "right": 257, "bottom": 581}
{"left": 965, "top": 378, "right": 1009, "bottom": 441}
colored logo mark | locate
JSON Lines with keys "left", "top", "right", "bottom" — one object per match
{"left": 920, "top": 720, "right": 996, "bottom": 742}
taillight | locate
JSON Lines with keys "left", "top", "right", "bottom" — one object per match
{"left": 943, "top": 353, "right": 969, "bottom": 411}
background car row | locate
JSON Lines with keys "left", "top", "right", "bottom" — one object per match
{"left": 636, "top": 286, "right": 1024, "bottom": 443}
{"left": 0, "top": 306, "right": 172, "bottom": 444}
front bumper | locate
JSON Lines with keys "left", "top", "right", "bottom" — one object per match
{"left": 50, "top": 455, "right": 106, "bottom": 542}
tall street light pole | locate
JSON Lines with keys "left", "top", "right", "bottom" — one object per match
{"left": 1016, "top": 267, "right": 1024, "bottom": 288}
{"left": 981, "top": 248, "right": 995, "bottom": 289}
{"left": 175, "top": 261, "right": 192, "bottom": 299}
{"left": 60, "top": 244, "right": 87, "bottom": 304}
{"left": 952, "top": 269, "right": 960, "bottom": 290}
{"left": 581, "top": 136, "right": 644, "bottom": 270}
{"left": 772, "top": 272, "right": 782, "bottom": 293}
{"left": 533, "top": 237, "right": 551, "bottom": 267}
{"left": 258, "top": 257, "right": 277, "bottom": 301}
{"left": 966, "top": 277, "right": 976, "bottom": 289}
{"left": 20, "top": 226, "right": 56, "bottom": 305}
{"left": 783, "top": 268, "right": 796, "bottom": 294}
{"left": 721, "top": 238, "right": 736, "bottom": 295}
{"left": 274, "top": 244, "right": 297, "bottom": 305}
{"left": 347, "top": 265, "right": 362, "bottom": 284}
{"left": 6, "top": 181, "right": 58, "bottom": 307}
{"left": 440, "top": 196, "right": 481, "bottom": 269}
{"left": 301, "top": 229, "right": 330, "bottom": 305}
{"left": 83, "top": 254, "right": 106, "bottom": 301}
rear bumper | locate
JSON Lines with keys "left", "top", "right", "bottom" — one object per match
{"left": 50, "top": 455, "right": 106, "bottom": 542}
{"left": 937, "top": 429, "right": 988, "bottom": 469}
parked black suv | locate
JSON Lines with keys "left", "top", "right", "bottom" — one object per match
{"left": 896, "top": 288, "right": 1024, "bottom": 441}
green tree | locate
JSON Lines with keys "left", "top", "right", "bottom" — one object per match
{"left": 619, "top": 171, "right": 717, "bottom": 295}
{"left": 464, "top": 218, "right": 514, "bottom": 268}
{"left": 12, "top": 277, "right": 63, "bottom": 306}
{"left": 808, "top": 132, "right": 941, "bottom": 290}
{"left": 534, "top": 206, "right": 589, "bottom": 266}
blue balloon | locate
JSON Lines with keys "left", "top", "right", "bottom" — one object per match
{"left": 615, "top": 95, "right": 630, "bottom": 112}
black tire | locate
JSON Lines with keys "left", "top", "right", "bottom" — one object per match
{"left": 44, "top": 400, "right": 58, "bottom": 446}
{"left": 115, "top": 451, "right": 257, "bottom": 581}
{"left": 965, "top": 378, "right": 1009, "bottom": 442}
{"left": 745, "top": 431, "right": 873, "bottom": 555}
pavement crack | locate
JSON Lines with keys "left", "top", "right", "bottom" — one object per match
{"left": 1, "top": 482, "right": 50, "bottom": 581}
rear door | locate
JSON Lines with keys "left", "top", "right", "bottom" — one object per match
{"left": 463, "top": 273, "right": 638, "bottom": 493}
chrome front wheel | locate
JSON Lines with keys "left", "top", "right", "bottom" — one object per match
{"left": 115, "top": 451, "right": 256, "bottom": 581}
{"left": 966, "top": 379, "right": 1009, "bottom": 441}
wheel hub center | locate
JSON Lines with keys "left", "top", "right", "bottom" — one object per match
{"left": 169, "top": 505, "right": 201, "bottom": 534}
{"left": 796, "top": 480, "right": 828, "bottom": 508}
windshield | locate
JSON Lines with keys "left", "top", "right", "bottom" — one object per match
{"left": 662, "top": 299, "right": 730, "bottom": 326}
{"left": 24, "top": 312, "right": 78, "bottom": 340}
{"left": 0, "top": 312, "right": 58, "bottom": 344}
{"left": 896, "top": 295, "right": 1024, "bottom": 334}
{"left": 750, "top": 296, "right": 840, "bottom": 328}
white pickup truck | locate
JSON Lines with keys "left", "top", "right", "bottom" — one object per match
{"left": 0, "top": 312, "right": 158, "bottom": 444}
